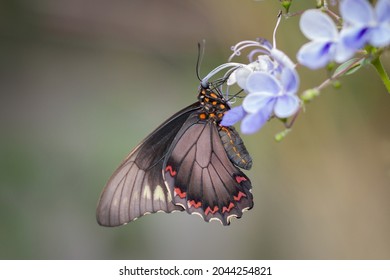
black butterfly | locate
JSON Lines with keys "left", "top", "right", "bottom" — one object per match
{"left": 96, "top": 82, "right": 253, "bottom": 226}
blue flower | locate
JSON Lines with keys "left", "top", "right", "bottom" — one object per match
{"left": 226, "top": 37, "right": 297, "bottom": 89}
{"left": 297, "top": 10, "right": 345, "bottom": 69}
{"left": 298, "top": 1, "right": 390, "bottom": 69}
{"left": 338, "top": 0, "right": 390, "bottom": 60}
{"left": 206, "top": 14, "right": 301, "bottom": 134}
{"left": 221, "top": 66, "right": 300, "bottom": 134}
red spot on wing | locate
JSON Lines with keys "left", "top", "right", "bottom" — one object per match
{"left": 188, "top": 200, "right": 202, "bottom": 209}
{"left": 233, "top": 191, "right": 246, "bottom": 201}
{"left": 222, "top": 202, "right": 235, "bottom": 213}
{"left": 205, "top": 206, "right": 219, "bottom": 215}
{"left": 235, "top": 175, "right": 247, "bottom": 183}
{"left": 165, "top": 165, "right": 177, "bottom": 176}
{"left": 174, "top": 187, "right": 186, "bottom": 199}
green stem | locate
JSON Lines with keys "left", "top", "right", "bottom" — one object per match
{"left": 371, "top": 57, "right": 390, "bottom": 94}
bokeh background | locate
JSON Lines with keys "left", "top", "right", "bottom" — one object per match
{"left": 1, "top": 0, "right": 390, "bottom": 259}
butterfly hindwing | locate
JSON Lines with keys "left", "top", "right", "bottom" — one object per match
{"left": 163, "top": 113, "right": 253, "bottom": 225}
{"left": 96, "top": 103, "right": 199, "bottom": 226}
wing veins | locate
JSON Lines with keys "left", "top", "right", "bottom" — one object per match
{"left": 108, "top": 161, "right": 133, "bottom": 225}
{"left": 209, "top": 125, "right": 235, "bottom": 202}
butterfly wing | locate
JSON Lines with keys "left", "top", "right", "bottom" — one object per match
{"left": 96, "top": 103, "right": 200, "bottom": 226}
{"left": 163, "top": 113, "right": 253, "bottom": 225}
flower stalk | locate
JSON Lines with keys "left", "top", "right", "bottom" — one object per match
{"left": 371, "top": 57, "right": 390, "bottom": 94}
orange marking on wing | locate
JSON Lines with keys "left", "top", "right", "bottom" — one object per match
{"left": 188, "top": 200, "right": 202, "bottom": 209}
{"left": 205, "top": 206, "right": 219, "bottom": 215}
{"left": 174, "top": 187, "right": 186, "bottom": 199}
{"left": 199, "top": 113, "right": 207, "bottom": 120}
{"left": 233, "top": 191, "right": 246, "bottom": 201}
{"left": 165, "top": 165, "right": 177, "bottom": 176}
{"left": 235, "top": 175, "right": 247, "bottom": 183}
{"left": 222, "top": 202, "right": 235, "bottom": 213}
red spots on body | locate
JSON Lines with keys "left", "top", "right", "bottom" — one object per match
{"left": 165, "top": 165, "right": 176, "bottom": 176}
{"left": 234, "top": 191, "right": 246, "bottom": 201}
{"left": 222, "top": 202, "right": 235, "bottom": 213}
{"left": 174, "top": 187, "right": 186, "bottom": 199}
{"left": 235, "top": 175, "right": 247, "bottom": 183}
{"left": 205, "top": 206, "right": 219, "bottom": 215}
{"left": 188, "top": 200, "right": 202, "bottom": 209}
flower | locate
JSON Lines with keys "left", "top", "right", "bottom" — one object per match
{"left": 297, "top": 10, "right": 344, "bottom": 69}
{"left": 227, "top": 55, "right": 276, "bottom": 90}
{"left": 298, "top": 0, "right": 390, "bottom": 69}
{"left": 222, "top": 65, "right": 300, "bottom": 134}
{"left": 204, "top": 14, "right": 301, "bottom": 134}
{"left": 338, "top": 0, "right": 390, "bottom": 60}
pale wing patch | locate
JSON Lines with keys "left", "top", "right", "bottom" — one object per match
{"left": 142, "top": 184, "right": 152, "bottom": 200}
{"left": 153, "top": 185, "right": 166, "bottom": 203}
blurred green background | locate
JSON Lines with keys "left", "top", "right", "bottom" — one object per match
{"left": 1, "top": 0, "right": 390, "bottom": 259}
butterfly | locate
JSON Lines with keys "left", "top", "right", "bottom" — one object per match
{"left": 96, "top": 81, "right": 253, "bottom": 226}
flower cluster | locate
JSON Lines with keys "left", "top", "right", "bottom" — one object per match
{"left": 297, "top": 0, "right": 390, "bottom": 69}
{"left": 220, "top": 40, "right": 300, "bottom": 134}
{"left": 201, "top": 0, "right": 390, "bottom": 136}
{"left": 202, "top": 17, "right": 300, "bottom": 134}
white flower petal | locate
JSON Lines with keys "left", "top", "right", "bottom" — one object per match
{"left": 235, "top": 67, "right": 253, "bottom": 90}
{"left": 270, "top": 48, "right": 296, "bottom": 69}
{"left": 256, "top": 55, "right": 275, "bottom": 72}
{"left": 369, "top": 25, "right": 390, "bottom": 47}
{"left": 246, "top": 72, "right": 281, "bottom": 94}
{"left": 300, "top": 10, "right": 338, "bottom": 40}
{"left": 376, "top": 0, "right": 390, "bottom": 24}
{"left": 281, "top": 67, "right": 299, "bottom": 95}
{"left": 334, "top": 39, "right": 357, "bottom": 63}
{"left": 227, "top": 70, "right": 237, "bottom": 86}
{"left": 242, "top": 92, "right": 274, "bottom": 114}
{"left": 274, "top": 95, "right": 300, "bottom": 118}
{"left": 340, "top": 0, "right": 374, "bottom": 26}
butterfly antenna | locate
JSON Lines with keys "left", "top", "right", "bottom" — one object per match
{"left": 196, "top": 40, "right": 206, "bottom": 83}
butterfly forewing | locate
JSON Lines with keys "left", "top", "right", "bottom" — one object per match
{"left": 96, "top": 103, "right": 199, "bottom": 226}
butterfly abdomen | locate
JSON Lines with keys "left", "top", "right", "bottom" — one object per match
{"left": 219, "top": 126, "right": 252, "bottom": 170}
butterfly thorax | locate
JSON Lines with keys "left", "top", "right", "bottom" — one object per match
{"left": 197, "top": 87, "right": 229, "bottom": 123}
